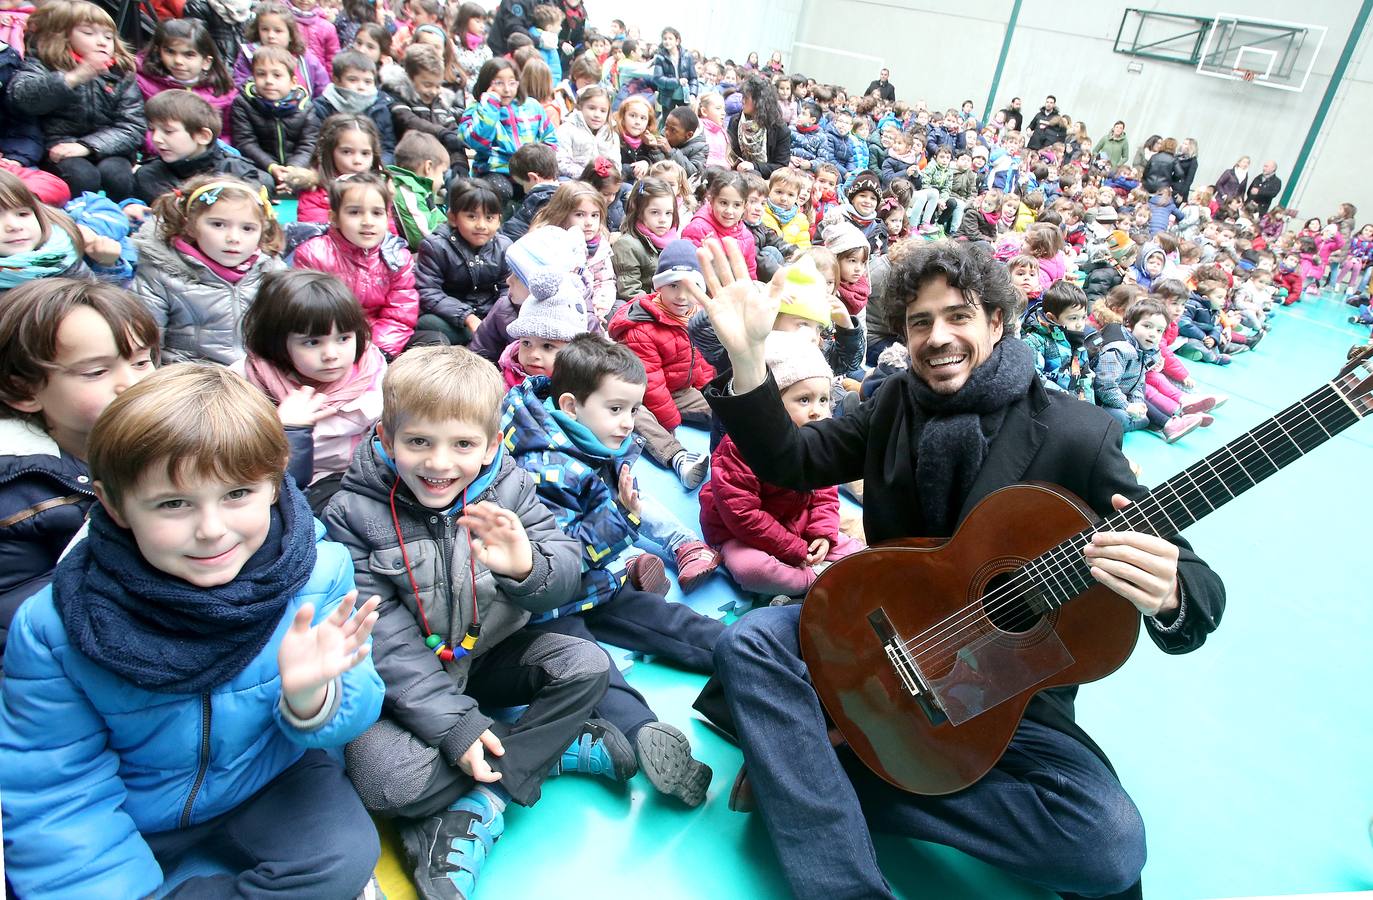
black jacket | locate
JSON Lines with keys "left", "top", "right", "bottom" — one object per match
{"left": 726, "top": 113, "right": 791, "bottom": 178}
{"left": 1142, "top": 151, "right": 1182, "bottom": 194}
{"left": 415, "top": 222, "right": 512, "bottom": 324}
{"left": 1027, "top": 121, "right": 1066, "bottom": 152}
{"left": 1247, "top": 173, "right": 1282, "bottom": 214}
{"left": 669, "top": 133, "right": 710, "bottom": 183}
{"left": 184, "top": 0, "right": 246, "bottom": 70}
{"left": 132, "top": 143, "right": 274, "bottom": 203}
{"left": 310, "top": 91, "right": 397, "bottom": 163}
{"left": 230, "top": 86, "right": 320, "bottom": 170}
{"left": 5, "top": 59, "right": 145, "bottom": 159}
{"left": 501, "top": 181, "right": 556, "bottom": 240}
{"left": 863, "top": 79, "right": 895, "bottom": 102}
{"left": 706, "top": 367, "right": 1225, "bottom": 759}
{"left": 619, "top": 134, "right": 665, "bottom": 183}
{"left": 1174, "top": 154, "right": 1198, "bottom": 198}
{"left": 651, "top": 48, "right": 698, "bottom": 114}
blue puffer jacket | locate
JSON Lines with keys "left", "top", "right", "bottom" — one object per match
{"left": 502, "top": 376, "right": 645, "bottom": 620}
{"left": 789, "top": 124, "right": 825, "bottom": 168}
{"left": 819, "top": 121, "right": 856, "bottom": 178}
{"left": 0, "top": 520, "right": 384, "bottom": 900}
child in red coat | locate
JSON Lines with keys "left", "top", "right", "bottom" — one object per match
{"left": 607, "top": 240, "right": 715, "bottom": 489}
{"left": 698, "top": 331, "right": 865, "bottom": 598}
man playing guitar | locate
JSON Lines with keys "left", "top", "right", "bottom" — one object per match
{"left": 689, "top": 237, "right": 1226, "bottom": 900}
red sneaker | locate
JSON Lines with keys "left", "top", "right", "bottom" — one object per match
{"left": 674, "top": 541, "right": 721, "bottom": 593}
{"left": 625, "top": 553, "right": 669, "bottom": 596}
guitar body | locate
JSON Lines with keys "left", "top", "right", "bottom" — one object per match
{"left": 798, "top": 482, "right": 1141, "bottom": 796}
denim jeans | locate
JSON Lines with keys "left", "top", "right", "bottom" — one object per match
{"left": 637, "top": 494, "right": 699, "bottom": 560}
{"left": 908, "top": 188, "right": 941, "bottom": 226}
{"left": 714, "top": 605, "right": 1146, "bottom": 900}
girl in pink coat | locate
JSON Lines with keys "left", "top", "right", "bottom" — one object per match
{"left": 680, "top": 170, "right": 757, "bottom": 279}
{"left": 288, "top": 0, "right": 339, "bottom": 70}
{"left": 137, "top": 19, "right": 237, "bottom": 145}
{"left": 293, "top": 173, "right": 419, "bottom": 357}
{"left": 238, "top": 268, "right": 386, "bottom": 495}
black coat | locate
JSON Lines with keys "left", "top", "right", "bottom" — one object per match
{"left": 132, "top": 143, "right": 275, "bottom": 203}
{"left": 1142, "top": 151, "right": 1183, "bottom": 194}
{"left": 1247, "top": 173, "right": 1282, "bottom": 214}
{"left": 619, "top": 134, "right": 666, "bottom": 183}
{"left": 725, "top": 113, "right": 791, "bottom": 178}
{"left": 706, "top": 367, "right": 1225, "bottom": 759}
{"left": 230, "top": 88, "right": 320, "bottom": 170}
{"left": 5, "top": 59, "right": 145, "bottom": 160}
{"left": 1174, "top": 154, "right": 1198, "bottom": 198}
{"left": 1027, "top": 121, "right": 1066, "bottom": 152}
{"left": 651, "top": 48, "right": 698, "bottom": 115}
{"left": 414, "top": 222, "right": 511, "bottom": 324}
{"left": 864, "top": 79, "right": 895, "bottom": 102}
{"left": 184, "top": 0, "right": 246, "bottom": 71}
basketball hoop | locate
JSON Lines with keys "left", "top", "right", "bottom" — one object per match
{"left": 1233, "top": 68, "right": 1259, "bottom": 82}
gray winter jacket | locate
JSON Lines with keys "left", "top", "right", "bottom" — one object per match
{"left": 131, "top": 222, "right": 285, "bottom": 366}
{"left": 321, "top": 434, "right": 581, "bottom": 764}
{"left": 554, "top": 110, "right": 618, "bottom": 180}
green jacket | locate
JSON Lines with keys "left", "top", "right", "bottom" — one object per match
{"left": 386, "top": 165, "right": 445, "bottom": 251}
{"left": 1092, "top": 133, "right": 1130, "bottom": 168}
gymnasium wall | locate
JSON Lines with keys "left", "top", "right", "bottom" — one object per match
{"left": 584, "top": 0, "right": 805, "bottom": 73}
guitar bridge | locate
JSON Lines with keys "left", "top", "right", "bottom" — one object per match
{"left": 869, "top": 608, "right": 948, "bottom": 725}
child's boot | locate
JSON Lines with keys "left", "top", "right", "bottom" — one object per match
{"left": 1158, "top": 414, "right": 1204, "bottom": 443}
{"left": 672, "top": 450, "right": 710, "bottom": 490}
{"left": 674, "top": 540, "right": 721, "bottom": 592}
{"left": 401, "top": 786, "right": 506, "bottom": 900}
{"left": 625, "top": 553, "right": 669, "bottom": 596}
{"left": 1178, "top": 394, "right": 1217, "bottom": 415}
{"left": 635, "top": 720, "right": 713, "bottom": 807}
{"left": 550, "top": 718, "right": 638, "bottom": 781}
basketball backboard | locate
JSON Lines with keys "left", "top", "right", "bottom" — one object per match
{"left": 1196, "top": 14, "right": 1327, "bottom": 92}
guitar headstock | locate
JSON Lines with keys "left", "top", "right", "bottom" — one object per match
{"left": 1336, "top": 345, "right": 1373, "bottom": 416}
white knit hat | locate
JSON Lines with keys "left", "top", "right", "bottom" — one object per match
{"left": 508, "top": 271, "right": 590, "bottom": 342}
{"left": 822, "top": 218, "right": 870, "bottom": 258}
{"left": 506, "top": 225, "right": 585, "bottom": 287}
{"left": 765, "top": 330, "right": 833, "bottom": 392}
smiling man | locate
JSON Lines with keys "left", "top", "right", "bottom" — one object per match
{"left": 691, "top": 238, "right": 1226, "bottom": 900}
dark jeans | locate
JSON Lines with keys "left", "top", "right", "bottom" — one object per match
{"left": 345, "top": 629, "right": 608, "bottom": 814}
{"left": 714, "top": 605, "right": 1146, "bottom": 900}
{"left": 145, "top": 750, "right": 379, "bottom": 899}
{"left": 526, "top": 585, "right": 724, "bottom": 742}
{"left": 413, "top": 313, "right": 472, "bottom": 346}
{"left": 50, "top": 155, "right": 135, "bottom": 201}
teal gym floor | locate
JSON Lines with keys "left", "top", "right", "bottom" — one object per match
{"left": 467, "top": 291, "right": 1373, "bottom": 900}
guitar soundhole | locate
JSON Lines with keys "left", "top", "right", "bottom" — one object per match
{"left": 980, "top": 570, "right": 1048, "bottom": 635}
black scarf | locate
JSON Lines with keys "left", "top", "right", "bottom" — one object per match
{"left": 905, "top": 337, "right": 1035, "bottom": 534}
{"left": 52, "top": 478, "right": 316, "bottom": 694}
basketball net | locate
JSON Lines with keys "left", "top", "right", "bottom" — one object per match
{"left": 1232, "top": 68, "right": 1259, "bottom": 82}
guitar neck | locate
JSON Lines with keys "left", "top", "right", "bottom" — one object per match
{"left": 1029, "top": 379, "right": 1367, "bottom": 607}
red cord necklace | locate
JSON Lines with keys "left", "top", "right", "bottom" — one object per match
{"left": 388, "top": 477, "right": 482, "bottom": 661}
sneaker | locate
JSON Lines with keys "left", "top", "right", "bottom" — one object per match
{"left": 727, "top": 764, "right": 755, "bottom": 813}
{"left": 1208, "top": 393, "right": 1229, "bottom": 408}
{"left": 1159, "top": 414, "right": 1204, "bottom": 443}
{"left": 551, "top": 718, "right": 638, "bottom": 781}
{"left": 1217, "top": 353, "right": 1233, "bottom": 365}
{"left": 674, "top": 541, "right": 720, "bottom": 592}
{"left": 635, "top": 721, "right": 713, "bottom": 807}
{"left": 400, "top": 790, "right": 505, "bottom": 900}
{"left": 672, "top": 450, "right": 710, "bottom": 491}
{"left": 625, "top": 553, "right": 669, "bottom": 596}
{"left": 1198, "top": 413, "right": 1215, "bottom": 427}
{"left": 1179, "top": 394, "right": 1217, "bottom": 415}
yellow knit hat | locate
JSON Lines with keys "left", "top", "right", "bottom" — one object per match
{"left": 774, "top": 256, "right": 831, "bottom": 327}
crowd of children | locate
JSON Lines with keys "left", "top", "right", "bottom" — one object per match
{"left": 0, "top": 1, "right": 1365, "bottom": 898}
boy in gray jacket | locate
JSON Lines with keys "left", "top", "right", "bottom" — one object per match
{"left": 324, "top": 346, "right": 633, "bottom": 900}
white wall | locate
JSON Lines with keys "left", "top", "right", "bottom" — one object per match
{"left": 576, "top": 0, "right": 804, "bottom": 68}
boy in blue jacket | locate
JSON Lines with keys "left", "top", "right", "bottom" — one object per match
{"left": 502, "top": 334, "right": 723, "bottom": 807}
{"left": 0, "top": 364, "right": 385, "bottom": 900}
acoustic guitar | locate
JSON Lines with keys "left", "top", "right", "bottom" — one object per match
{"left": 798, "top": 346, "right": 1373, "bottom": 795}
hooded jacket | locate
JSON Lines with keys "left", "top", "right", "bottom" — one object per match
{"left": 1092, "top": 132, "right": 1129, "bottom": 168}
{"left": 415, "top": 223, "right": 512, "bottom": 325}
{"left": 608, "top": 293, "right": 716, "bottom": 430}
{"left": 554, "top": 109, "right": 619, "bottom": 180}
{"left": 6, "top": 59, "right": 145, "bottom": 159}
{"left": 293, "top": 229, "right": 420, "bottom": 358}
{"left": 502, "top": 376, "right": 648, "bottom": 617}
{"left": 321, "top": 434, "right": 580, "bottom": 769}
{"left": 291, "top": 6, "right": 340, "bottom": 70}
{"left": 459, "top": 94, "right": 555, "bottom": 177}
{"left": 231, "top": 84, "right": 320, "bottom": 170}
{"left": 131, "top": 222, "right": 285, "bottom": 365}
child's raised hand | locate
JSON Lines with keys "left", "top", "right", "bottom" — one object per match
{"left": 617, "top": 464, "right": 641, "bottom": 516}
{"left": 278, "top": 590, "right": 380, "bottom": 719}
{"left": 459, "top": 502, "right": 534, "bottom": 580}
{"left": 829, "top": 293, "right": 852, "bottom": 328}
{"left": 277, "top": 385, "right": 331, "bottom": 427}
{"left": 459, "top": 729, "right": 505, "bottom": 782}
{"left": 685, "top": 237, "right": 783, "bottom": 393}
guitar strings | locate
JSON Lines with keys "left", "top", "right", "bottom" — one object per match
{"left": 890, "top": 385, "right": 1356, "bottom": 672}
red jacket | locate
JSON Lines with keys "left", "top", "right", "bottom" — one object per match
{"left": 699, "top": 434, "right": 840, "bottom": 565}
{"left": 293, "top": 229, "right": 419, "bottom": 357}
{"left": 607, "top": 294, "right": 714, "bottom": 430}
{"left": 1274, "top": 267, "right": 1302, "bottom": 301}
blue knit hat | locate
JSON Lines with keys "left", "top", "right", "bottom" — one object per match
{"left": 653, "top": 239, "right": 705, "bottom": 291}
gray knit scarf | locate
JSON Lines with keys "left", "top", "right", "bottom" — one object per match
{"left": 906, "top": 337, "right": 1035, "bottom": 534}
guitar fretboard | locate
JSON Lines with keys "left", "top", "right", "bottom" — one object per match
{"left": 1026, "top": 380, "right": 1365, "bottom": 608}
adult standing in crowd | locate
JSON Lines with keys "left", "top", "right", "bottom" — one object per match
{"left": 1026, "top": 95, "right": 1060, "bottom": 143}
{"left": 652, "top": 26, "right": 698, "bottom": 119}
{"left": 1131, "top": 134, "right": 1160, "bottom": 170}
{"left": 1142, "top": 137, "right": 1182, "bottom": 193}
{"left": 1248, "top": 161, "right": 1282, "bottom": 214}
{"left": 1174, "top": 138, "right": 1199, "bottom": 198}
{"left": 1093, "top": 121, "right": 1130, "bottom": 168}
{"left": 1000, "top": 96, "right": 1023, "bottom": 131}
{"left": 1214, "top": 155, "right": 1251, "bottom": 204}
{"left": 728, "top": 73, "right": 790, "bottom": 177}
{"left": 864, "top": 68, "right": 895, "bottom": 101}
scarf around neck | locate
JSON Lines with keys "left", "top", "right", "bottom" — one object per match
{"left": 635, "top": 222, "right": 677, "bottom": 250}
{"left": 841, "top": 199, "right": 876, "bottom": 226}
{"left": 0, "top": 228, "right": 78, "bottom": 289}
{"left": 244, "top": 342, "right": 385, "bottom": 411}
{"left": 767, "top": 199, "right": 798, "bottom": 225}
{"left": 904, "top": 337, "right": 1035, "bottom": 534}
{"left": 175, "top": 236, "right": 259, "bottom": 283}
{"left": 52, "top": 477, "right": 317, "bottom": 693}
{"left": 247, "top": 81, "right": 308, "bottom": 116}
{"left": 323, "top": 82, "right": 377, "bottom": 114}
{"left": 738, "top": 114, "right": 768, "bottom": 165}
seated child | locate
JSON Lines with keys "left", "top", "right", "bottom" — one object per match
{"left": 132, "top": 174, "right": 286, "bottom": 365}
{"left": 388, "top": 130, "right": 449, "bottom": 250}
{"left": 0, "top": 364, "right": 385, "bottom": 898}
{"left": 664, "top": 106, "right": 708, "bottom": 184}
{"left": 608, "top": 240, "right": 714, "bottom": 489}
{"left": 555, "top": 85, "right": 617, "bottom": 179}
{"left": 1024, "top": 221, "right": 1068, "bottom": 292}
{"left": 761, "top": 166, "right": 813, "bottom": 251}
{"left": 497, "top": 271, "right": 593, "bottom": 388}
{"left": 0, "top": 172, "right": 93, "bottom": 295}
{"left": 232, "top": 1, "right": 331, "bottom": 97}
{"left": 788, "top": 100, "right": 825, "bottom": 172}
{"left": 822, "top": 218, "right": 872, "bottom": 315}
{"left": 239, "top": 269, "right": 387, "bottom": 511}
{"left": 416, "top": 178, "right": 511, "bottom": 345}
{"left": 324, "top": 347, "right": 623, "bottom": 899}
{"left": 0, "top": 279, "right": 157, "bottom": 661}
{"left": 297, "top": 112, "right": 388, "bottom": 224}
{"left": 383, "top": 43, "right": 464, "bottom": 164}
{"left": 134, "top": 90, "right": 274, "bottom": 203}
{"left": 681, "top": 170, "right": 758, "bottom": 279}
{"left": 311, "top": 50, "right": 397, "bottom": 163}
{"left": 294, "top": 173, "right": 419, "bottom": 358}
{"left": 503, "top": 334, "right": 723, "bottom": 805}
{"left": 699, "top": 330, "right": 865, "bottom": 599}
{"left": 1081, "top": 229, "right": 1135, "bottom": 299}
{"left": 530, "top": 181, "right": 617, "bottom": 320}
{"left": 231, "top": 45, "right": 321, "bottom": 193}
{"left": 1021, "top": 280, "right": 1094, "bottom": 402}
{"left": 826, "top": 169, "right": 887, "bottom": 255}
{"left": 1092, "top": 297, "right": 1205, "bottom": 443}
{"left": 136, "top": 18, "right": 236, "bottom": 147}
{"left": 742, "top": 173, "right": 798, "bottom": 282}
{"left": 698, "top": 90, "right": 730, "bottom": 168}
{"left": 470, "top": 224, "right": 591, "bottom": 362}
{"left": 612, "top": 177, "right": 680, "bottom": 303}
{"left": 581, "top": 155, "right": 627, "bottom": 230}
{"left": 290, "top": 0, "right": 340, "bottom": 71}
{"left": 460, "top": 57, "right": 556, "bottom": 204}
{"left": 502, "top": 142, "right": 559, "bottom": 240}
{"left": 1149, "top": 278, "right": 1225, "bottom": 417}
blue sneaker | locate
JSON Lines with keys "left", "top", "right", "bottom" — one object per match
{"left": 549, "top": 718, "right": 638, "bottom": 781}
{"left": 401, "top": 790, "right": 505, "bottom": 900}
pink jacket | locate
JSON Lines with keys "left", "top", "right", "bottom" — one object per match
{"left": 1157, "top": 317, "right": 1189, "bottom": 383}
{"left": 498, "top": 340, "right": 531, "bottom": 389}
{"left": 1035, "top": 251, "right": 1067, "bottom": 291}
{"left": 680, "top": 204, "right": 757, "bottom": 279}
{"left": 583, "top": 237, "right": 617, "bottom": 320}
{"left": 293, "top": 229, "right": 419, "bottom": 357}
{"left": 136, "top": 69, "right": 236, "bottom": 147}
{"left": 291, "top": 8, "right": 340, "bottom": 71}
{"left": 238, "top": 343, "right": 386, "bottom": 481}
{"left": 701, "top": 118, "right": 729, "bottom": 168}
